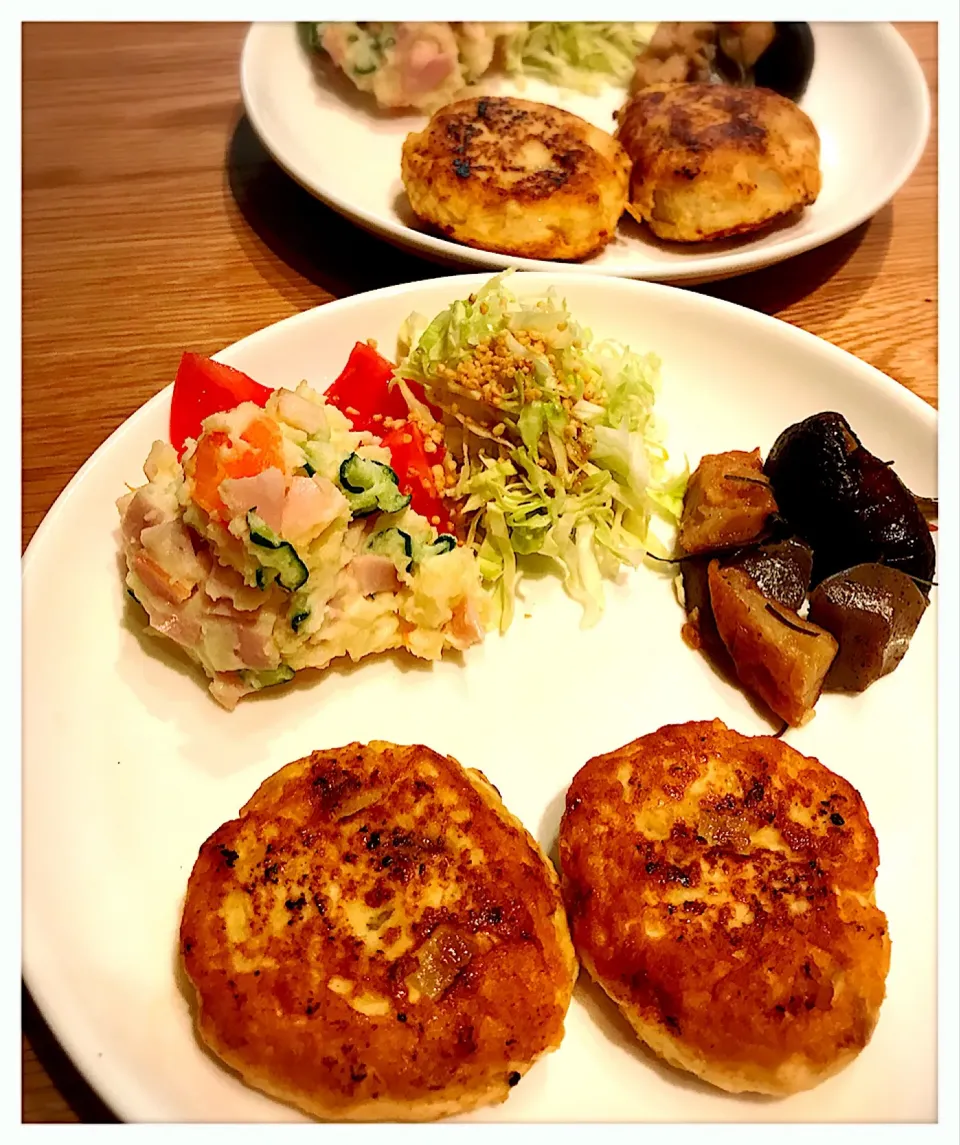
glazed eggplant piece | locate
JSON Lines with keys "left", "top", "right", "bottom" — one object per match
{"left": 708, "top": 561, "right": 838, "bottom": 726}
{"left": 809, "top": 562, "right": 929, "bottom": 692}
{"left": 764, "top": 412, "right": 937, "bottom": 591}
{"left": 751, "top": 22, "right": 815, "bottom": 102}
{"left": 631, "top": 22, "right": 814, "bottom": 102}
{"left": 726, "top": 536, "right": 814, "bottom": 612}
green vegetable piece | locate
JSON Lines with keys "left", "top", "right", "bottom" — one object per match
{"left": 247, "top": 511, "right": 309, "bottom": 591}
{"left": 240, "top": 664, "right": 295, "bottom": 691}
{"left": 418, "top": 534, "right": 457, "bottom": 560}
{"left": 338, "top": 453, "right": 411, "bottom": 518}
{"left": 368, "top": 527, "right": 414, "bottom": 571}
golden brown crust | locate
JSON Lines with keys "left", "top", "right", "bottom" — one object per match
{"left": 616, "top": 83, "right": 821, "bottom": 242}
{"left": 708, "top": 563, "right": 839, "bottom": 727}
{"left": 679, "top": 448, "right": 778, "bottom": 554}
{"left": 559, "top": 720, "right": 889, "bottom": 1095}
{"left": 401, "top": 96, "right": 631, "bottom": 260}
{"left": 181, "top": 741, "right": 577, "bottom": 1121}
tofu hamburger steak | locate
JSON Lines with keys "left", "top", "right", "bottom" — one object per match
{"left": 401, "top": 96, "right": 631, "bottom": 261}
{"left": 615, "top": 82, "right": 821, "bottom": 242}
{"left": 559, "top": 719, "right": 889, "bottom": 1095}
{"left": 180, "top": 741, "right": 577, "bottom": 1121}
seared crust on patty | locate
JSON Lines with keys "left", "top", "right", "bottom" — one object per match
{"left": 559, "top": 720, "right": 889, "bottom": 1095}
{"left": 181, "top": 741, "right": 577, "bottom": 1122}
{"left": 616, "top": 83, "right": 821, "bottom": 242}
{"left": 401, "top": 96, "right": 631, "bottom": 260}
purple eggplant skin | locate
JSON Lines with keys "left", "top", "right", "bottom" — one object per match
{"left": 763, "top": 412, "right": 936, "bottom": 592}
{"left": 725, "top": 537, "right": 814, "bottom": 612}
{"left": 808, "top": 563, "right": 928, "bottom": 692}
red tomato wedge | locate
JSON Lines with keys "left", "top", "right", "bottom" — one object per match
{"left": 380, "top": 421, "right": 455, "bottom": 535}
{"left": 169, "top": 352, "right": 272, "bottom": 457}
{"left": 324, "top": 341, "right": 408, "bottom": 432}
{"left": 325, "top": 341, "right": 431, "bottom": 434}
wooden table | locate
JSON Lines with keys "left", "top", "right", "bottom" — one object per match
{"left": 21, "top": 21, "right": 938, "bottom": 1122}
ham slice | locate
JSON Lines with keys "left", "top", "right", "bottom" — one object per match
{"left": 139, "top": 520, "right": 206, "bottom": 585}
{"left": 118, "top": 484, "right": 177, "bottom": 546}
{"left": 350, "top": 554, "right": 400, "bottom": 597}
{"left": 204, "top": 561, "right": 265, "bottom": 612}
{"left": 209, "top": 672, "right": 255, "bottom": 711}
{"left": 132, "top": 550, "right": 195, "bottom": 605}
{"left": 450, "top": 598, "right": 484, "bottom": 647}
{"left": 220, "top": 467, "right": 286, "bottom": 534}
{"left": 281, "top": 475, "right": 347, "bottom": 542}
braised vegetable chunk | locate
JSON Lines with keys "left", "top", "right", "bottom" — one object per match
{"left": 725, "top": 536, "right": 814, "bottom": 612}
{"left": 679, "top": 449, "right": 778, "bottom": 554}
{"left": 708, "top": 561, "right": 838, "bottom": 726}
{"left": 764, "top": 412, "right": 936, "bottom": 589}
{"left": 680, "top": 555, "right": 727, "bottom": 660}
{"left": 809, "top": 563, "right": 928, "bottom": 692}
{"left": 681, "top": 536, "right": 814, "bottom": 663}
{"left": 677, "top": 412, "right": 934, "bottom": 723}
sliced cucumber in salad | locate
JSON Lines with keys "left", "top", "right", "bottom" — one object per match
{"left": 247, "top": 511, "right": 309, "bottom": 591}
{"left": 240, "top": 664, "right": 295, "bottom": 691}
{"left": 339, "top": 453, "right": 411, "bottom": 517}
{"left": 369, "top": 526, "right": 415, "bottom": 570}
{"left": 366, "top": 526, "right": 457, "bottom": 571}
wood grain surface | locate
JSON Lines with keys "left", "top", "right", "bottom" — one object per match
{"left": 20, "top": 21, "right": 938, "bottom": 1123}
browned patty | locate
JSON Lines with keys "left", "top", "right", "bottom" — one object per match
{"left": 401, "top": 96, "right": 631, "bottom": 260}
{"left": 616, "top": 82, "right": 821, "bottom": 242}
{"left": 559, "top": 719, "right": 889, "bottom": 1095}
{"left": 181, "top": 741, "right": 577, "bottom": 1121}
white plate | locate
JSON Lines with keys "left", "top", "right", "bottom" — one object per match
{"left": 240, "top": 22, "right": 930, "bottom": 285}
{"left": 23, "top": 273, "right": 938, "bottom": 1122}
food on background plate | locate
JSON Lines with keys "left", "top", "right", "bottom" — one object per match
{"left": 615, "top": 82, "right": 821, "bottom": 243}
{"left": 301, "top": 21, "right": 658, "bottom": 111}
{"left": 674, "top": 414, "right": 936, "bottom": 726}
{"left": 628, "top": 22, "right": 814, "bottom": 103}
{"left": 401, "top": 96, "right": 631, "bottom": 261}
{"left": 118, "top": 351, "right": 490, "bottom": 710}
{"left": 301, "top": 21, "right": 813, "bottom": 112}
{"left": 180, "top": 741, "right": 578, "bottom": 1121}
{"left": 301, "top": 21, "right": 820, "bottom": 255}
{"left": 558, "top": 719, "right": 890, "bottom": 1096}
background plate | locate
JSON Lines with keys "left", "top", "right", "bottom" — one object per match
{"left": 23, "top": 274, "right": 937, "bottom": 1122}
{"left": 240, "top": 22, "right": 930, "bottom": 284}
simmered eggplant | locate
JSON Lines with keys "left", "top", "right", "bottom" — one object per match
{"left": 679, "top": 448, "right": 778, "bottom": 554}
{"left": 808, "top": 562, "right": 928, "bottom": 692}
{"left": 630, "top": 22, "right": 814, "bottom": 102}
{"left": 725, "top": 536, "right": 813, "bottom": 611}
{"left": 708, "top": 561, "right": 838, "bottom": 726}
{"left": 764, "top": 412, "right": 937, "bottom": 590}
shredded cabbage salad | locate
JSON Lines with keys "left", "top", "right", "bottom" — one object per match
{"left": 394, "top": 273, "right": 687, "bottom": 632}
{"left": 502, "top": 22, "right": 658, "bottom": 93}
